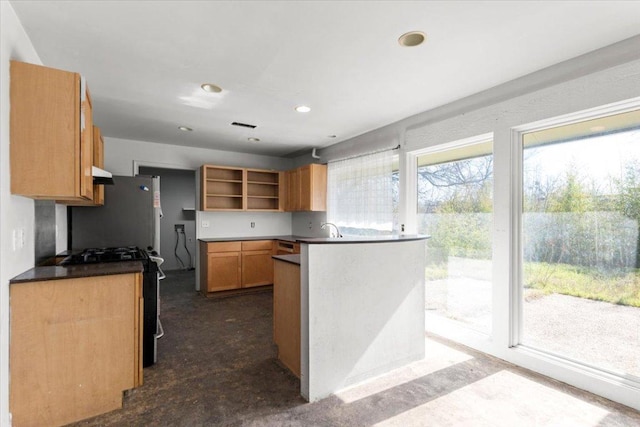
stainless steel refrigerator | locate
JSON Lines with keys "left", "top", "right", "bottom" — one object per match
{"left": 70, "top": 175, "right": 161, "bottom": 251}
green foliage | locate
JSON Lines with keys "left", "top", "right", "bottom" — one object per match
{"left": 547, "top": 167, "right": 592, "bottom": 213}
{"left": 616, "top": 160, "right": 640, "bottom": 220}
{"left": 524, "top": 262, "right": 640, "bottom": 307}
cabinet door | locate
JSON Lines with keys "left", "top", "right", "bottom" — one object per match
{"left": 80, "top": 87, "right": 94, "bottom": 200}
{"left": 299, "top": 165, "right": 312, "bottom": 210}
{"left": 241, "top": 250, "right": 274, "bottom": 288}
{"left": 207, "top": 252, "right": 242, "bottom": 292}
{"left": 300, "top": 164, "right": 327, "bottom": 211}
{"left": 286, "top": 168, "right": 300, "bottom": 211}
{"left": 92, "top": 126, "right": 105, "bottom": 206}
{"left": 10, "top": 61, "right": 86, "bottom": 200}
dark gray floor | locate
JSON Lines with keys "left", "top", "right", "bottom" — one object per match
{"left": 70, "top": 270, "right": 640, "bottom": 426}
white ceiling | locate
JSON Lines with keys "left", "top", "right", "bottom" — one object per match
{"left": 9, "top": 1, "right": 640, "bottom": 157}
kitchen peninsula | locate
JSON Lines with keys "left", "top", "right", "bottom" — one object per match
{"left": 201, "top": 234, "right": 428, "bottom": 402}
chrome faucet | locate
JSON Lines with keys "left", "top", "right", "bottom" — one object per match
{"left": 320, "top": 222, "right": 342, "bottom": 238}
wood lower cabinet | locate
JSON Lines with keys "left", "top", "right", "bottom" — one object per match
{"left": 200, "top": 241, "right": 242, "bottom": 292}
{"left": 200, "top": 240, "right": 276, "bottom": 294}
{"left": 9, "top": 272, "right": 143, "bottom": 427}
{"left": 241, "top": 240, "right": 275, "bottom": 287}
{"left": 273, "top": 259, "right": 301, "bottom": 377}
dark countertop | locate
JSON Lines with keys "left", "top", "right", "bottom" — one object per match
{"left": 199, "top": 235, "right": 304, "bottom": 243}
{"left": 199, "top": 234, "right": 429, "bottom": 244}
{"left": 10, "top": 261, "right": 144, "bottom": 284}
{"left": 296, "top": 235, "right": 429, "bottom": 244}
{"left": 272, "top": 254, "right": 301, "bottom": 265}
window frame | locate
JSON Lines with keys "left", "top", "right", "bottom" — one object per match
{"left": 510, "top": 97, "right": 640, "bottom": 375}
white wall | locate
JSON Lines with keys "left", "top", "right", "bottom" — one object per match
{"left": 291, "top": 211, "right": 327, "bottom": 237}
{"left": 0, "top": 3, "right": 42, "bottom": 424}
{"left": 104, "top": 136, "right": 292, "bottom": 177}
{"left": 316, "top": 35, "right": 640, "bottom": 410}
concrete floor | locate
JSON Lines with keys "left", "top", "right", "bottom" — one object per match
{"left": 70, "top": 270, "right": 640, "bottom": 426}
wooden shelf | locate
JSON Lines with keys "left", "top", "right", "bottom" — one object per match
{"left": 200, "top": 166, "right": 283, "bottom": 211}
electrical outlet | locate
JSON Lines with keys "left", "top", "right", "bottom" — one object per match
{"left": 308, "top": 221, "right": 313, "bottom": 229}
{"left": 250, "top": 222, "right": 255, "bottom": 228}
{"left": 201, "top": 220, "right": 210, "bottom": 228}
{"left": 175, "top": 224, "right": 185, "bottom": 231}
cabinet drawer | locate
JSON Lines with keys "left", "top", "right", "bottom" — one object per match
{"left": 206, "top": 241, "right": 241, "bottom": 253}
{"left": 241, "top": 240, "right": 273, "bottom": 251}
{"left": 276, "top": 240, "right": 300, "bottom": 254}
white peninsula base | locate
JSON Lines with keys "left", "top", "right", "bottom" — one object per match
{"left": 299, "top": 238, "right": 426, "bottom": 401}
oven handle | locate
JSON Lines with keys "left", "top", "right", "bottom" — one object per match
{"left": 157, "top": 266, "right": 166, "bottom": 281}
{"left": 156, "top": 318, "right": 165, "bottom": 339}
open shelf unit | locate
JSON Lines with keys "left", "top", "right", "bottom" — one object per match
{"left": 246, "top": 169, "right": 282, "bottom": 211}
{"left": 201, "top": 165, "right": 245, "bottom": 211}
{"left": 200, "top": 165, "right": 282, "bottom": 211}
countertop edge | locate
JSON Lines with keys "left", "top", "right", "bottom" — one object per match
{"left": 199, "top": 235, "right": 430, "bottom": 244}
{"left": 272, "top": 254, "right": 301, "bottom": 265}
{"left": 10, "top": 262, "right": 145, "bottom": 284}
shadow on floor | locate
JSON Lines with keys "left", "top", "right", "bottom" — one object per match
{"left": 70, "top": 270, "right": 640, "bottom": 427}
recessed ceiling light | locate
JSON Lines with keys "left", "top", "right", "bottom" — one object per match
{"left": 398, "top": 31, "right": 426, "bottom": 47}
{"left": 178, "top": 126, "right": 193, "bottom": 132}
{"left": 295, "top": 105, "right": 311, "bottom": 113}
{"left": 201, "top": 83, "right": 222, "bottom": 93}
{"left": 590, "top": 125, "right": 606, "bottom": 132}
{"left": 248, "top": 137, "right": 260, "bottom": 142}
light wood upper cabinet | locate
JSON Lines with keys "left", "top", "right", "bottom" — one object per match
{"left": 246, "top": 169, "right": 284, "bottom": 211}
{"left": 285, "top": 163, "right": 327, "bottom": 212}
{"left": 10, "top": 61, "right": 95, "bottom": 202}
{"left": 285, "top": 168, "right": 300, "bottom": 211}
{"left": 200, "top": 165, "right": 244, "bottom": 211}
{"left": 67, "top": 125, "right": 105, "bottom": 206}
{"left": 200, "top": 165, "right": 283, "bottom": 211}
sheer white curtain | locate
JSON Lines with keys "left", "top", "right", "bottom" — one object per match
{"left": 327, "top": 149, "right": 394, "bottom": 235}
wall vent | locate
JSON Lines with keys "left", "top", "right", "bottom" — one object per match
{"left": 231, "top": 121, "right": 257, "bottom": 129}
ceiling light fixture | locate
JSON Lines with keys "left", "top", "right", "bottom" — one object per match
{"left": 248, "top": 137, "right": 260, "bottom": 142}
{"left": 178, "top": 126, "right": 193, "bottom": 132}
{"left": 201, "top": 83, "right": 222, "bottom": 93}
{"left": 295, "top": 105, "right": 311, "bottom": 113}
{"left": 398, "top": 31, "right": 426, "bottom": 47}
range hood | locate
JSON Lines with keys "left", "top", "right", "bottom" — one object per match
{"left": 92, "top": 166, "right": 115, "bottom": 185}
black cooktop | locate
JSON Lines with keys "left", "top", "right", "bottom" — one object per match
{"left": 61, "top": 246, "right": 147, "bottom": 265}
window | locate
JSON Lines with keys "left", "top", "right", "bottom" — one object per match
{"left": 416, "top": 137, "right": 493, "bottom": 334}
{"left": 520, "top": 108, "right": 640, "bottom": 379}
{"left": 327, "top": 150, "right": 397, "bottom": 236}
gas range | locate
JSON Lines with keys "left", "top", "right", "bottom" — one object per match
{"left": 60, "top": 246, "right": 148, "bottom": 265}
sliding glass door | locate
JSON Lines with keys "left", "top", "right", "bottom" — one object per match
{"left": 520, "top": 109, "right": 640, "bottom": 378}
